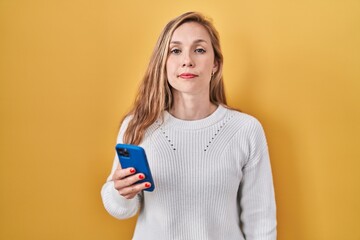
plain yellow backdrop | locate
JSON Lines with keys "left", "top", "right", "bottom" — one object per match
{"left": 1, "top": 0, "right": 359, "bottom": 239}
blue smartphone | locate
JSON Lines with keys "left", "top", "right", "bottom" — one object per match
{"left": 115, "top": 144, "right": 155, "bottom": 192}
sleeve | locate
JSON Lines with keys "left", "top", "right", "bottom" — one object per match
{"left": 100, "top": 116, "right": 142, "bottom": 219}
{"left": 239, "top": 118, "right": 277, "bottom": 240}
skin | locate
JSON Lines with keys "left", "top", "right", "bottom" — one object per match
{"left": 167, "top": 21, "right": 218, "bottom": 120}
{"left": 112, "top": 21, "right": 218, "bottom": 199}
{"left": 112, "top": 167, "right": 150, "bottom": 199}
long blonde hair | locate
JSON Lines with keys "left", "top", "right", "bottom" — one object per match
{"left": 123, "top": 12, "right": 227, "bottom": 145}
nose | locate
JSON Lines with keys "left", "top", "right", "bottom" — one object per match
{"left": 182, "top": 53, "right": 194, "bottom": 67}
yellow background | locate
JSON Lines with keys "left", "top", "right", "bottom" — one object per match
{"left": 1, "top": 0, "right": 359, "bottom": 239}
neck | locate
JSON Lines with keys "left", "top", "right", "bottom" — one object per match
{"left": 169, "top": 93, "right": 217, "bottom": 120}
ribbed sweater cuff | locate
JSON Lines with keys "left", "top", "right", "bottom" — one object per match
{"left": 101, "top": 181, "right": 138, "bottom": 218}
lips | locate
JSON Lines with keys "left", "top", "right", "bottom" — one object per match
{"left": 178, "top": 73, "right": 198, "bottom": 79}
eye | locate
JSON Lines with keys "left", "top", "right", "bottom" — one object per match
{"left": 170, "top": 48, "right": 181, "bottom": 54}
{"left": 195, "top": 48, "right": 206, "bottom": 53}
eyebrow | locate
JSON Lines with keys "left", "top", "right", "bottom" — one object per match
{"left": 170, "top": 39, "right": 208, "bottom": 45}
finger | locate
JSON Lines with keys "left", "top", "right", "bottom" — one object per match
{"left": 114, "top": 173, "right": 145, "bottom": 190}
{"left": 123, "top": 193, "right": 137, "bottom": 199}
{"left": 112, "top": 167, "right": 136, "bottom": 181}
{"left": 119, "top": 182, "right": 151, "bottom": 198}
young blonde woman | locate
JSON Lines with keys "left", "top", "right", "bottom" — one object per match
{"left": 101, "top": 12, "right": 277, "bottom": 240}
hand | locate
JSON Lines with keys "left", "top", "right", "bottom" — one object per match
{"left": 112, "top": 165, "right": 151, "bottom": 199}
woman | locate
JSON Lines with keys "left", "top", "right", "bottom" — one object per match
{"left": 101, "top": 12, "right": 277, "bottom": 240}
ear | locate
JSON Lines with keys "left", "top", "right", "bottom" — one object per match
{"left": 212, "top": 60, "right": 219, "bottom": 74}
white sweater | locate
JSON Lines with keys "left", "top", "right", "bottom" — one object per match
{"left": 101, "top": 105, "right": 277, "bottom": 240}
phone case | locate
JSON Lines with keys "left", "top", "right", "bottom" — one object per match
{"left": 115, "top": 144, "right": 155, "bottom": 192}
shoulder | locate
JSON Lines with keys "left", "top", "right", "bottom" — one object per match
{"left": 116, "top": 114, "right": 134, "bottom": 143}
{"left": 119, "top": 114, "right": 134, "bottom": 132}
{"left": 223, "top": 107, "right": 268, "bottom": 150}
{"left": 224, "top": 106, "right": 264, "bottom": 132}
{"left": 225, "top": 108, "right": 269, "bottom": 161}
{"left": 121, "top": 114, "right": 133, "bottom": 126}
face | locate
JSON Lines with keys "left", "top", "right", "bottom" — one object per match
{"left": 166, "top": 22, "right": 218, "bottom": 98}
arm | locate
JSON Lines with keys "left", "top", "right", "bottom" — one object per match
{"left": 100, "top": 116, "right": 143, "bottom": 219}
{"left": 239, "top": 119, "right": 277, "bottom": 240}
{"left": 101, "top": 156, "right": 142, "bottom": 219}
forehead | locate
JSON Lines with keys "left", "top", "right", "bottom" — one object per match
{"left": 170, "top": 21, "right": 211, "bottom": 43}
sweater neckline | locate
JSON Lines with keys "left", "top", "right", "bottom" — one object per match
{"left": 163, "top": 105, "right": 228, "bottom": 130}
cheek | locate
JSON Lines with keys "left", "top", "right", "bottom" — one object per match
{"left": 166, "top": 59, "right": 177, "bottom": 76}
{"left": 200, "top": 60, "right": 215, "bottom": 74}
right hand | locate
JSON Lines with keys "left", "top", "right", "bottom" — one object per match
{"left": 112, "top": 165, "right": 151, "bottom": 199}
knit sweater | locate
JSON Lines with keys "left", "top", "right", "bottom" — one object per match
{"left": 101, "top": 105, "right": 277, "bottom": 240}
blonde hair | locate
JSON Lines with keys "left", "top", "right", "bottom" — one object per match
{"left": 123, "top": 12, "right": 227, "bottom": 145}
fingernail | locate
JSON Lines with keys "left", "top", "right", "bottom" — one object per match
{"left": 139, "top": 174, "right": 145, "bottom": 180}
{"left": 145, "top": 183, "right": 151, "bottom": 188}
{"left": 130, "top": 168, "right": 136, "bottom": 173}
